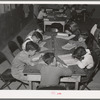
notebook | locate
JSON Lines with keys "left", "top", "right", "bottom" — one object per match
{"left": 58, "top": 54, "right": 78, "bottom": 65}
{"left": 43, "top": 35, "right": 51, "bottom": 40}
{"left": 62, "top": 43, "right": 76, "bottom": 50}
{"left": 39, "top": 42, "right": 46, "bottom": 47}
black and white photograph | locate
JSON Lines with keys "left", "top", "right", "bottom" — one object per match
{"left": 0, "top": 1, "right": 100, "bottom": 98}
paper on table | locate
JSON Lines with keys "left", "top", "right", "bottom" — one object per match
{"left": 58, "top": 54, "right": 78, "bottom": 65}
{"left": 62, "top": 43, "right": 76, "bottom": 50}
{"left": 40, "top": 47, "right": 49, "bottom": 52}
{"left": 56, "top": 35, "right": 69, "bottom": 40}
{"left": 57, "top": 33, "right": 68, "bottom": 36}
{"left": 39, "top": 42, "right": 46, "bottom": 47}
{"left": 43, "top": 35, "right": 51, "bottom": 40}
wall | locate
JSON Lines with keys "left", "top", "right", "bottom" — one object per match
{"left": 0, "top": 5, "right": 25, "bottom": 50}
{"left": 87, "top": 5, "right": 100, "bottom": 18}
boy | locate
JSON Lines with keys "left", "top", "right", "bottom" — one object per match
{"left": 11, "top": 41, "right": 40, "bottom": 82}
{"left": 37, "top": 52, "right": 72, "bottom": 89}
{"left": 69, "top": 34, "right": 87, "bottom": 49}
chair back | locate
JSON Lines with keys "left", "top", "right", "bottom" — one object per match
{"left": 8, "top": 41, "right": 21, "bottom": 57}
{"left": 0, "top": 52, "right": 11, "bottom": 65}
{"left": 16, "top": 36, "right": 23, "bottom": 48}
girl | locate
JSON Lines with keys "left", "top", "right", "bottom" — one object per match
{"left": 72, "top": 46, "right": 94, "bottom": 70}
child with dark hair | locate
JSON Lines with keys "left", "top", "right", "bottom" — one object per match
{"left": 22, "top": 30, "right": 43, "bottom": 50}
{"left": 37, "top": 52, "right": 72, "bottom": 89}
{"left": 69, "top": 34, "right": 87, "bottom": 49}
{"left": 11, "top": 41, "right": 40, "bottom": 82}
{"left": 72, "top": 46, "right": 94, "bottom": 69}
{"left": 37, "top": 8, "right": 47, "bottom": 23}
{"left": 65, "top": 21, "right": 81, "bottom": 41}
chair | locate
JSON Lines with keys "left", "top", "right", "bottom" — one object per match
{"left": 79, "top": 51, "right": 100, "bottom": 90}
{"left": 16, "top": 36, "right": 24, "bottom": 49}
{"left": 8, "top": 41, "right": 21, "bottom": 57}
{"left": 0, "top": 51, "right": 28, "bottom": 90}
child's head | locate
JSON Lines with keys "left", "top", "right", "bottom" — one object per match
{"left": 78, "top": 35, "right": 86, "bottom": 42}
{"left": 25, "top": 41, "right": 40, "bottom": 55}
{"left": 69, "top": 21, "right": 79, "bottom": 32}
{"left": 42, "top": 52, "right": 55, "bottom": 65}
{"left": 72, "top": 46, "right": 86, "bottom": 60}
{"left": 41, "top": 8, "right": 45, "bottom": 12}
{"left": 32, "top": 31, "right": 43, "bottom": 43}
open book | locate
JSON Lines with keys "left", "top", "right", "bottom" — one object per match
{"left": 39, "top": 42, "right": 46, "bottom": 47}
{"left": 62, "top": 43, "right": 76, "bottom": 50}
{"left": 43, "top": 35, "right": 51, "bottom": 40}
{"left": 58, "top": 54, "right": 78, "bottom": 65}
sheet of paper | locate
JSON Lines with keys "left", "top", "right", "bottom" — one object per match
{"left": 58, "top": 54, "right": 78, "bottom": 65}
{"left": 62, "top": 43, "right": 76, "bottom": 50}
{"left": 39, "top": 42, "right": 46, "bottom": 47}
{"left": 56, "top": 35, "right": 69, "bottom": 40}
{"left": 40, "top": 47, "right": 49, "bottom": 52}
{"left": 57, "top": 33, "right": 68, "bottom": 36}
{"left": 43, "top": 35, "right": 51, "bottom": 40}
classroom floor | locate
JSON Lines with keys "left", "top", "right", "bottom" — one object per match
{"left": 0, "top": 18, "right": 100, "bottom": 90}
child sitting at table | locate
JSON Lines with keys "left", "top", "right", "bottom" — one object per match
{"left": 22, "top": 30, "right": 43, "bottom": 50}
{"left": 37, "top": 8, "right": 47, "bottom": 23}
{"left": 37, "top": 52, "right": 72, "bottom": 89}
{"left": 69, "top": 34, "right": 87, "bottom": 49}
{"left": 11, "top": 41, "right": 40, "bottom": 83}
{"left": 72, "top": 46, "right": 94, "bottom": 71}
{"left": 65, "top": 21, "right": 81, "bottom": 41}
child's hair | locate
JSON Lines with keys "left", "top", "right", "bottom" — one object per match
{"left": 72, "top": 46, "right": 86, "bottom": 60}
{"left": 70, "top": 21, "right": 79, "bottom": 32}
{"left": 42, "top": 52, "right": 55, "bottom": 65}
{"left": 32, "top": 31, "right": 43, "bottom": 42}
{"left": 78, "top": 34, "right": 87, "bottom": 40}
{"left": 25, "top": 41, "right": 40, "bottom": 52}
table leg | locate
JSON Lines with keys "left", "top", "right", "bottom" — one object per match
{"left": 74, "top": 76, "right": 81, "bottom": 90}
{"left": 28, "top": 81, "right": 32, "bottom": 90}
{"left": 44, "top": 23, "right": 45, "bottom": 31}
{"left": 63, "top": 25, "right": 64, "bottom": 32}
{"left": 28, "top": 81, "right": 38, "bottom": 90}
{"left": 75, "top": 81, "right": 79, "bottom": 90}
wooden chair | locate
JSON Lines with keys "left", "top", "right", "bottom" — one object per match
{"left": 8, "top": 41, "right": 21, "bottom": 57}
{"left": 16, "top": 36, "right": 24, "bottom": 49}
{"left": 0, "top": 51, "right": 28, "bottom": 90}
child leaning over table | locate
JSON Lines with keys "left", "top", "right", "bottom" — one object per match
{"left": 72, "top": 46, "right": 94, "bottom": 75}
{"left": 11, "top": 41, "right": 40, "bottom": 83}
{"left": 64, "top": 21, "right": 81, "bottom": 41}
{"left": 22, "top": 29, "right": 43, "bottom": 50}
{"left": 37, "top": 52, "right": 72, "bottom": 90}
{"left": 69, "top": 34, "right": 87, "bottom": 49}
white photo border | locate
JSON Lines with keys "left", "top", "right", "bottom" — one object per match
{"left": 0, "top": 1, "right": 100, "bottom": 99}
